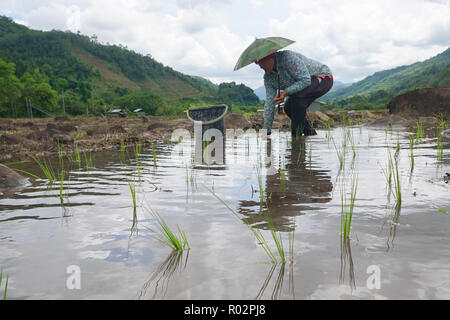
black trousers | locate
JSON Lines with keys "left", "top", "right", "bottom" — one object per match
{"left": 284, "top": 76, "right": 333, "bottom": 136}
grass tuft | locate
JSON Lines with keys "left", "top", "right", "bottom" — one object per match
{"left": 30, "top": 154, "right": 56, "bottom": 183}
{"left": 145, "top": 206, "right": 189, "bottom": 251}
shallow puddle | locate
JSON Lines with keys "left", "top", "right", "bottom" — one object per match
{"left": 0, "top": 125, "right": 449, "bottom": 299}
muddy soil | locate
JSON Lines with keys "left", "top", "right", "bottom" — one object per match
{"left": 1, "top": 108, "right": 447, "bottom": 164}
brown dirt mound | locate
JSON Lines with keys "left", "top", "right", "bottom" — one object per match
{"left": 108, "top": 125, "right": 127, "bottom": 134}
{"left": 388, "top": 87, "right": 450, "bottom": 118}
{"left": 225, "top": 113, "right": 251, "bottom": 130}
{"left": 0, "top": 163, "right": 27, "bottom": 188}
{"left": 0, "top": 134, "right": 29, "bottom": 145}
{"left": 27, "top": 130, "right": 51, "bottom": 141}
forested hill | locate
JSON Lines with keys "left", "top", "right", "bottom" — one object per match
{"left": 322, "top": 47, "right": 450, "bottom": 110}
{"left": 0, "top": 16, "right": 259, "bottom": 117}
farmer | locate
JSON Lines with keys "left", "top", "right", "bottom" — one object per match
{"left": 255, "top": 50, "right": 333, "bottom": 137}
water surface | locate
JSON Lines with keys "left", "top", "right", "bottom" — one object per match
{"left": 1, "top": 125, "right": 449, "bottom": 299}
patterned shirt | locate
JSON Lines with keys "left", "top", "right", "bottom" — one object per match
{"left": 263, "top": 50, "right": 332, "bottom": 133}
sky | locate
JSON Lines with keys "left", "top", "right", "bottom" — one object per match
{"left": 1, "top": 0, "right": 449, "bottom": 89}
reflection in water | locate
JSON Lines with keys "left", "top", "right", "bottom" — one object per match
{"left": 385, "top": 205, "right": 402, "bottom": 252}
{"left": 0, "top": 215, "right": 58, "bottom": 223}
{"left": 130, "top": 208, "right": 138, "bottom": 237}
{"left": 255, "top": 262, "right": 295, "bottom": 300}
{"left": 239, "top": 138, "right": 333, "bottom": 231}
{"left": 339, "top": 237, "right": 356, "bottom": 292}
{"left": 136, "top": 250, "right": 189, "bottom": 300}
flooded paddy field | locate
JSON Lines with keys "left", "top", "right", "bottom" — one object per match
{"left": 0, "top": 123, "right": 449, "bottom": 300}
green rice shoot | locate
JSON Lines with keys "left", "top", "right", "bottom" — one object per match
{"left": 340, "top": 174, "right": 358, "bottom": 238}
{"left": 145, "top": 206, "right": 189, "bottom": 251}
{"left": 409, "top": 134, "right": 415, "bottom": 171}
{"left": 30, "top": 154, "right": 56, "bottom": 183}
{"left": 0, "top": 266, "right": 8, "bottom": 300}
{"left": 128, "top": 177, "right": 137, "bottom": 209}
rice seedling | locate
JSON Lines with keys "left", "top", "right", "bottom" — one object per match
{"left": 30, "top": 154, "right": 56, "bottom": 184}
{"left": 326, "top": 122, "right": 332, "bottom": 140}
{"left": 332, "top": 137, "right": 346, "bottom": 171}
{"left": 0, "top": 266, "right": 8, "bottom": 300}
{"left": 58, "top": 169, "right": 66, "bottom": 206}
{"left": 340, "top": 174, "right": 358, "bottom": 238}
{"left": 56, "top": 140, "right": 64, "bottom": 160}
{"left": 436, "top": 113, "right": 447, "bottom": 130}
{"left": 10, "top": 167, "right": 40, "bottom": 179}
{"left": 145, "top": 206, "right": 189, "bottom": 251}
{"left": 83, "top": 151, "right": 94, "bottom": 170}
{"left": 416, "top": 119, "right": 424, "bottom": 141}
{"left": 380, "top": 152, "right": 393, "bottom": 189}
{"left": 74, "top": 143, "right": 81, "bottom": 167}
{"left": 134, "top": 140, "right": 142, "bottom": 156}
{"left": 133, "top": 142, "right": 142, "bottom": 177}
{"left": 391, "top": 153, "right": 402, "bottom": 207}
{"left": 120, "top": 138, "right": 126, "bottom": 153}
{"left": 409, "top": 135, "right": 415, "bottom": 171}
{"left": 348, "top": 129, "right": 356, "bottom": 159}
{"left": 432, "top": 206, "right": 449, "bottom": 216}
{"left": 128, "top": 177, "right": 137, "bottom": 210}
{"left": 271, "top": 228, "right": 285, "bottom": 264}
{"left": 264, "top": 209, "right": 295, "bottom": 265}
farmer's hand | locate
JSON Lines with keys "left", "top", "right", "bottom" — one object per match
{"left": 274, "top": 90, "right": 287, "bottom": 104}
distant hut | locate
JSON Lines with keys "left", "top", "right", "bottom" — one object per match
{"left": 133, "top": 108, "right": 145, "bottom": 117}
{"left": 106, "top": 108, "right": 127, "bottom": 118}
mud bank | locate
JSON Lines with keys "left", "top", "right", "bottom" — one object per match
{"left": 1, "top": 108, "right": 447, "bottom": 163}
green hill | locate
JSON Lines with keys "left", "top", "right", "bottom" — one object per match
{"left": 322, "top": 47, "right": 450, "bottom": 110}
{"left": 0, "top": 16, "right": 259, "bottom": 117}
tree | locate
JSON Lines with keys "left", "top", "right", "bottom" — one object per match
{"left": 0, "top": 58, "right": 22, "bottom": 116}
{"left": 56, "top": 78, "right": 68, "bottom": 113}
{"left": 217, "top": 82, "right": 260, "bottom": 106}
{"left": 77, "top": 81, "right": 92, "bottom": 114}
{"left": 113, "top": 91, "right": 166, "bottom": 116}
{"left": 20, "top": 68, "right": 57, "bottom": 114}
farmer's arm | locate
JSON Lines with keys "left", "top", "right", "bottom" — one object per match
{"left": 284, "top": 52, "right": 311, "bottom": 95}
{"left": 263, "top": 80, "right": 277, "bottom": 135}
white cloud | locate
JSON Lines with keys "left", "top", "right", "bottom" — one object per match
{"left": 269, "top": 0, "right": 450, "bottom": 83}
